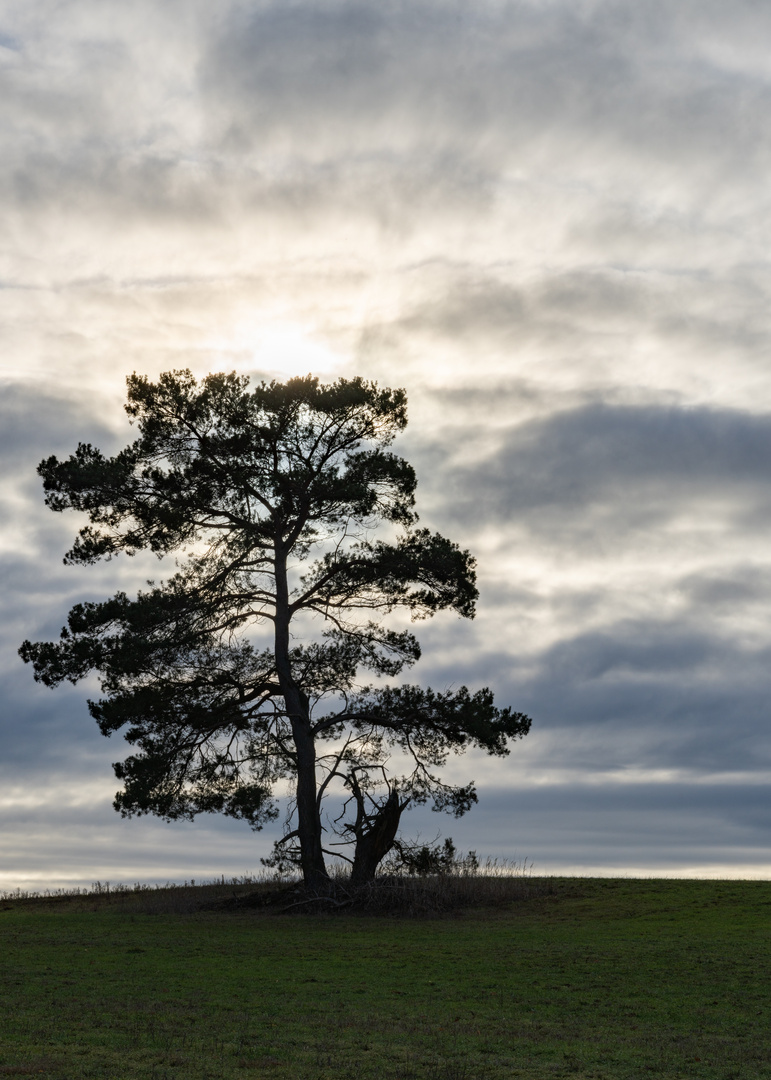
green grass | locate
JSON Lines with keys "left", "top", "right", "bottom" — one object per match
{"left": 0, "top": 877, "right": 769, "bottom": 1079}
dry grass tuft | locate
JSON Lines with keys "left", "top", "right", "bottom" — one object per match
{"left": 212, "top": 858, "right": 550, "bottom": 917}
{"left": 0, "top": 859, "right": 547, "bottom": 918}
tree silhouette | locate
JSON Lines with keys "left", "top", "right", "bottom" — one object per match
{"left": 20, "top": 371, "right": 531, "bottom": 888}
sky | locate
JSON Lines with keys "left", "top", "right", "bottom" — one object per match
{"left": 2, "top": 0, "right": 770, "bottom": 889}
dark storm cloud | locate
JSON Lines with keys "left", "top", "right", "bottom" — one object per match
{"left": 415, "top": 612, "right": 771, "bottom": 777}
{"left": 0, "top": 382, "right": 116, "bottom": 465}
{"left": 408, "top": 381, "right": 771, "bottom": 782}
{"left": 0, "top": 382, "right": 149, "bottom": 661}
{"left": 0, "top": 384, "right": 124, "bottom": 592}
{"left": 677, "top": 565, "right": 771, "bottom": 608}
{"left": 0, "top": 674, "right": 110, "bottom": 771}
{"left": 431, "top": 402, "right": 771, "bottom": 537}
{"left": 437, "top": 783, "right": 771, "bottom": 871}
{"left": 522, "top": 623, "right": 770, "bottom": 770}
{"left": 392, "top": 266, "right": 771, "bottom": 377}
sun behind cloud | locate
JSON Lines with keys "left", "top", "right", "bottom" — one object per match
{"left": 205, "top": 319, "right": 345, "bottom": 381}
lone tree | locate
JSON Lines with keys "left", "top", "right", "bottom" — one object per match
{"left": 20, "top": 372, "right": 531, "bottom": 889}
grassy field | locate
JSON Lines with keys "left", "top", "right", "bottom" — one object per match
{"left": 0, "top": 876, "right": 768, "bottom": 1079}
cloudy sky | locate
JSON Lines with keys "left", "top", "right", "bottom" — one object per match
{"left": 2, "top": 0, "right": 770, "bottom": 889}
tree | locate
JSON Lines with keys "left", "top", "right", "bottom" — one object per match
{"left": 20, "top": 371, "right": 531, "bottom": 889}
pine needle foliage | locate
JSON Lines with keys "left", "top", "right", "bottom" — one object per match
{"left": 20, "top": 371, "right": 531, "bottom": 887}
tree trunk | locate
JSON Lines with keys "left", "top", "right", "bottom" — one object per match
{"left": 289, "top": 699, "right": 329, "bottom": 891}
{"left": 350, "top": 788, "right": 403, "bottom": 885}
{"left": 274, "top": 550, "right": 328, "bottom": 890}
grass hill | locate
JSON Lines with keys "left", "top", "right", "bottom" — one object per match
{"left": 0, "top": 876, "right": 768, "bottom": 1079}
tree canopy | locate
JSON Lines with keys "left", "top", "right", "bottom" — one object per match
{"left": 20, "top": 371, "right": 531, "bottom": 888}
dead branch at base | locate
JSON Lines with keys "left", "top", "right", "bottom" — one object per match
{"left": 278, "top": 894, "right": 355, "bottom": 913}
